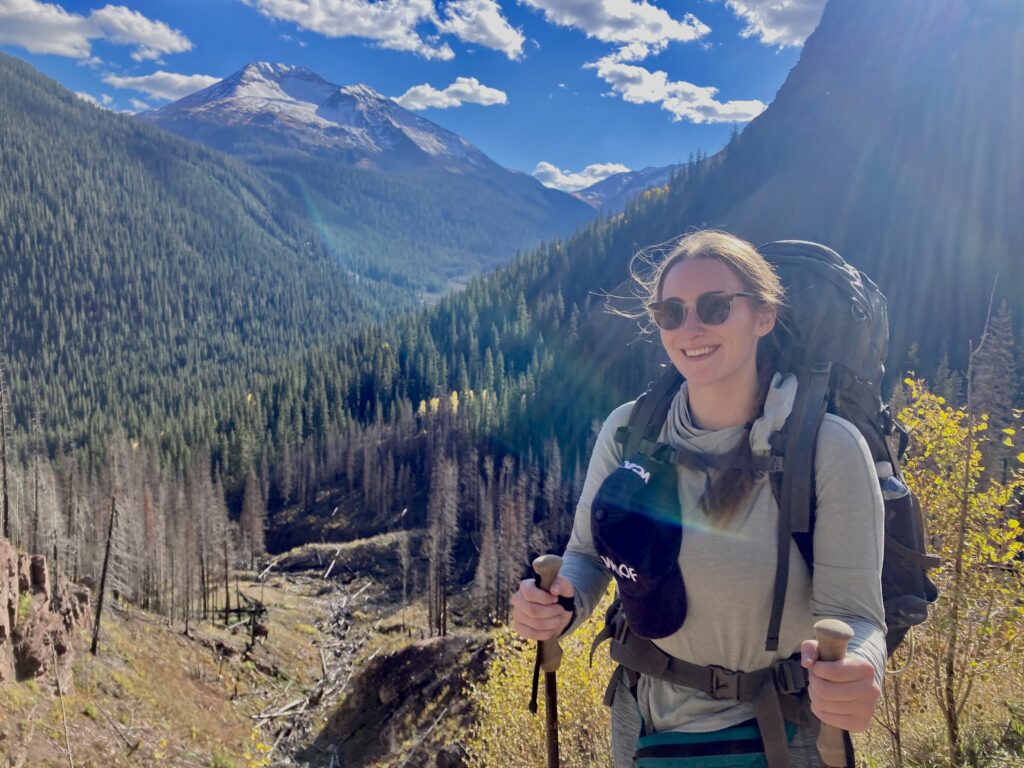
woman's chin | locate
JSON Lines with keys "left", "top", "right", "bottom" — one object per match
{"left": 673, "top": 356, "right": 720, "bottom": 384}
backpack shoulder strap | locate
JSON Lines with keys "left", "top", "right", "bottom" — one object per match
{"left": 617, "top": 366, "right": 684, "bottom": 457}
{"left": 765, "top": 361, "right": 832, "bottom": 652}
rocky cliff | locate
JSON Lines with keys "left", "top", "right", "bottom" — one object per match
{"left": 0, "top": 538, "right": 90, "bottom": 686}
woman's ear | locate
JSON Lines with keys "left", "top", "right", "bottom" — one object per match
{"left": 755, "top": 305, "right": 777, "bottom": 338}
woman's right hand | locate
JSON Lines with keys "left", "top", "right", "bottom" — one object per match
{"left": 510, "top": 575, "right": 575, "bottom": 640}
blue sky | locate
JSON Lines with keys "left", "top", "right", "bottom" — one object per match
{"left": 1, "top": 0, "right": 823, "bottom": 190}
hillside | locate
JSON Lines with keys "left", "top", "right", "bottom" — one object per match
{"left": 670, "top": 0, "right": 1024, "bottom": 364}
{"left": 0, "top": 53, "right": 392, "bottom": 450}
{"left": 3, "top": 2, "right": 1023, "bottom": 762}
{"left": 240, "top": 0, "right": 1024, "bottom": 546}
{"left": 0, "top": 535, "right": 488, "bottom": 768}
{"left": 141, "top": 62, "right": 595, "bottom": 294}
{"left": 2, "top": 0, "right": 1022, "bottom": 547}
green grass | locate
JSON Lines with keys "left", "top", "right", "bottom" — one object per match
{"left": 16, "top": 592, "right": 32, "bottom": 624}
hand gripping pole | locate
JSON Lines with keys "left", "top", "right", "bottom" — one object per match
{"left": 814, "top": 619, "right": 855, "bottom": 768}
{"left": 533, "top": 554, "right": 564, "bottom": 768}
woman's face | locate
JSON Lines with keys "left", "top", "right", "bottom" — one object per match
{"left": 657, "top": 258, "right": 776, "bottom": 394}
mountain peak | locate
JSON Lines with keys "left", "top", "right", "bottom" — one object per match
{"left": 339, "top": 83, "right": 386, "bottom": 101}
{"left": 143, "top": 62, "right": 491, "bottom": 167}
{"left": 236, "top": 61, "right": 324, "bottom": 83}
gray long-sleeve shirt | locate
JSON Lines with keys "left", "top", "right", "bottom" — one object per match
{"left": 562, "top": 374, "right": 887, "bottom": 734}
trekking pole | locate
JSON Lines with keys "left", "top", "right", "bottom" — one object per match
{"left": 813, "top": 619, "right": 855, "bottom": 768}
{"left": 533, "top": 554, "right": 564, "bottom": 768}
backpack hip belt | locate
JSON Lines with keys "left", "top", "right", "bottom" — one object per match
{"left": 594, "top": 606, "right": 812, "bottom": 768}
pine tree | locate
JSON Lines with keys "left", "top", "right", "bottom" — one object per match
{"left": 141, "top": 483, "right": 159, "bottom": 611}
{"left": 426, "top": 457, "right": 458, "bottom": 636}
{"left": 91, "top": 496, "right": 117, "bottom": 655}
{"left": 239, "top": 466, "right": 266, "bottom": 568}
{"left": 972, "top": 300, "right": 1017, "bottom": 419}
{"left": 473, "top": 456, "right": 497, "bottom": 622}
{"left": 934, "top": 349, "right": 964, "bottom": 406}
{"left": 971, "top": 300, "right": 1018, "bottom": 476}
{"left": 0, "top": 360, "right": 10, "bottom": 541}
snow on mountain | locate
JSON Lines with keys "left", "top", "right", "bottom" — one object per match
{"left": 142, "top": 62, "right": 489, "bottom": 169}
{"left": 574, "top": 164, "right": 680, "bottom": 213}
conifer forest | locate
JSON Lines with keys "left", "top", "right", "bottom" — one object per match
{"left": 2, "top": 1, "right": 1024, "bottom": 766}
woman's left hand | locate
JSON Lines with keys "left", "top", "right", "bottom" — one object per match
{"left": 800, "top": 639, "right": 880, "bottom": 733}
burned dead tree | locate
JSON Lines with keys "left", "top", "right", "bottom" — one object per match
{"left": 91, "top": 496, "right": 117, "bottom": 656}
{"left": 0, "top": 360, "right": 10, "bottom": 541}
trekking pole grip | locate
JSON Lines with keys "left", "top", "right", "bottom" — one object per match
{"left": 533, "top": 554, "right": 564, "bottom": 673}
{"left": 813, "top": 619, "right": 855, "bottom": 768}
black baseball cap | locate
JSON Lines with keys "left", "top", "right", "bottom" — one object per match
{"left": 591, "top": 452, "right": 687, "bottom": 639}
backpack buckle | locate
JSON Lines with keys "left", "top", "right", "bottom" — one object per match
{"left": 708, "top": 666, "right": 740, "bottom": 700}
{"left": 613, "top": 611, "right": 631, "bottom": 644}
{"left": 772, "top": 659, "right": 808, "bottom": 695}
{"left": 614, "top": 426, "right": 631, "bottom": 446}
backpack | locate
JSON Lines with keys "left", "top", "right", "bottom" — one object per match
{"left": 614, "top": 240, "right": 940, "bottom": 658}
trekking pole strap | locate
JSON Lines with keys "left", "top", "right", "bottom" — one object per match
{"left": 529, "top": 645, "right": 542, "bottom": 713}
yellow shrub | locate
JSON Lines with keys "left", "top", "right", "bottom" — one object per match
{"left": 865, "top": 380, "right": 1024, "bottom": 768}
{"left": 465, "top": 584, "right": 617, "bottom": 768}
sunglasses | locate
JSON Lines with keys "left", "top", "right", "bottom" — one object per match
{"left": 648, "top": 291, "right": 756, "bottom": 330}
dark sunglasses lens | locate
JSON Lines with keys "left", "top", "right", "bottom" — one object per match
{"left": 696, "top": 294, "right": 733, "bottom": 325}
{"left": 652, "top": 301, "right": 685, "bottom": 330}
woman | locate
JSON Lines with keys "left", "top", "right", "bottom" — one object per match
{"left": 511, "top": 230, "right": 885, "bottom": 767}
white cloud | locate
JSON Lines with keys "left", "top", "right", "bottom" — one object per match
{"left": 246, "top": 0, "right": 523, "bottom": 60}
{"left": 606, "top": 41, "right": 653, "bottom": 63}
{"left": 100, "top": 93, "right": 113, "bottom": 105}
{"left": 532, "top": 161, "right": 631, "bottom": 192}
{"left": 519, "top": 0, "right": 708, "bottom": 50}
{"left": 0, "top": 0, "right": 192, "bottom": 60}
{"left": 129, "top": 97, "right": 150, "bottom": 111}
{"left": 244, "top": 0, "right": 454, "bottom": 60}
{"left": 103, "top": 70, "right": 219, "bottom": 101}
{"left": 587, "top": 54, "right": 767, "bottom": 124}
{"left": 74, "top": 90, "right": 103, "bottom": 107}
{"left": 396, "top": 76, "right": 507, "bottom": 109}
{"left": 89, "top": 4, "right": 191, "bottom": 60}
{"left": 0, "top": 0, "right": 92, "bottom": 56}
{"left": 439, "top": 0, "right": 523, "bottom": 60}
{"left": 724, "top": 0, "right": 825, "bottom": 47}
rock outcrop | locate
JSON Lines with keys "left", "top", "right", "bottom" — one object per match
{"left": 0, "top": 537, "right": 91, "bottom": 685}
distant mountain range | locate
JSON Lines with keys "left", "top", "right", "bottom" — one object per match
{"left": 575, "top": 164, "right": 680, "bottom": 213}
{"left": 139, "top": 62, "right": 492, "bottom": 173}
{"left": 140, "top": 62, "right": 594, "bottom": 295}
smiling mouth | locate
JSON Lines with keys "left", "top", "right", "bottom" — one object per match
{"left": 683, "top": 345, "right": 719, "bottom": 359}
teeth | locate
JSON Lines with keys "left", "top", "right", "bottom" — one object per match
{"left": 684, "top": 346, "right": 717, "bottom": 357}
